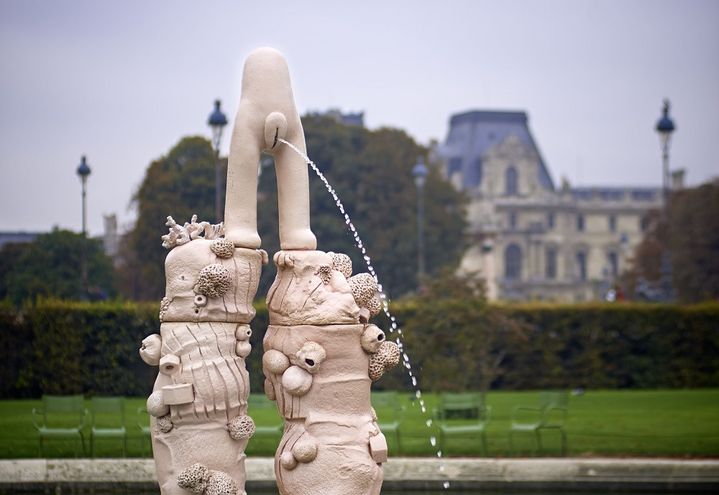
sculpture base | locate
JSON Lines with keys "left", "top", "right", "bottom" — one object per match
{"left": 264, "top": 324, "right": 384, "bottom": 495}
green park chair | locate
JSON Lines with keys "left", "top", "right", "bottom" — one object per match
{"left": 32, "top": 394, "right": 89, "bottom": 457}
{"left": 434, "top": 392, "right": 491, "bottom": 455}
{"left": 509, "top": 390, "right": 568, "bottom": 455}
{"left": 371, "top": 391, "right": 405, "bottom": 454}
{"left": 90, "top": 396, "right": 127, "bottom": 457}
{"left": 247, "top": 394, "right": 283, "bottom": 444}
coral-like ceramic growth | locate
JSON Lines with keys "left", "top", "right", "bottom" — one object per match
{"left": 196, "top": 264, "right": 232, "bottom": 298}
{"left": 177, "top": 463, "right": 209, "bottom": 494}
{"left": 368, "top": 341, "right": 401, "bottom": 382}
{"left": 329, "top": 251, "right": 352, "bottom": 278}
{"left": 228, "top": 415, "right": 255, "bottom": 440}
{"left": 210, "top": 239, "right": 235, "bottom": 259}
{"left": 162, "top": 215, "right": 224, "bottom": 250}
{"left": 204, "top": 471, "right": 238, "bottom": 495}
{"left": 348, "top": 272, "right": 382, "bottom": 321}
{"left": 348, "top": 273, "right": 377, "bottom": 306}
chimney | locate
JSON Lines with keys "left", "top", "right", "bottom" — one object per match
{"left": 671, "top": 169, "right": 685, "bottom": 189}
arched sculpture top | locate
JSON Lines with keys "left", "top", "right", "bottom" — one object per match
{"left": 224, "top": 47, "right": 317, "bottom": 251}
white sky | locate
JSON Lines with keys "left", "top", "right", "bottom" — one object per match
{"left": 1, "top": 0, "right": 718, "bottom": 236}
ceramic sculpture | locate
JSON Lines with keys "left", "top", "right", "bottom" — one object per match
{"left": 141, "top": 47, "right": 398, "bottom": 495}
{"left": 141, "top": 214, "right": 265, "bottom": 495}
{"left": 263, "top": 250, "right": 399, "bottom": 495}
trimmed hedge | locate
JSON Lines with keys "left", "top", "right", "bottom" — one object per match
{"left": 390, "top": 302, "right": 719, "bottom": 392}
{"left": 0, "top": 300, "right": 717, "bottom": 398}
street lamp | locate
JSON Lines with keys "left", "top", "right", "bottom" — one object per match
{"left": 655, "top": 99, "right": 676, "bottom": 207}
{"left": 76, "top": 155, "right": 91, "bottom": 236}
{"left": 76, "top": 155, "right": 91, "bottom": 298}
{"left": 208, "top": 99, "right": 228, "bottom": 223}
{"left": 412, "top": 156, "right": 429, "bottom": 287}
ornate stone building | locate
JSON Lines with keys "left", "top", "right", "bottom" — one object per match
{"left": 436, "top": 110, "right": 662, "bottom": 301}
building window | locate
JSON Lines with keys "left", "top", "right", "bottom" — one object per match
{"left": 608, "top": 251, "right": 618, "bottom": 277}
{"left": 509, "top": 211, "right": 517, "bottom": 230}
{"left": 576, "top": 251, "right": 587, "bottom": 281}
{"left": 640, "top": 214, "right": 650, "bottom": 232}
{"left": 506, "top": 166, "right": 518, "bottom": 196}
{"left": 448, "top": 157, "right": 462, "bottom": 175}
{"left": 546, "top": 247, "right": 557, "bottom": 280}
{"left": 547, "top": 212, "right": 555, "bottom": 230}
{"left": 609, "top": 215, "right": 617, "bottom": 232}
{"left": 473, "top": 158, "right": 483, "bottom": 188}
{"left": 577, "top": 214, "right": 585, "bottom": 232}
{"left": 505, "top": 244, "right": 522, "bottom": 280}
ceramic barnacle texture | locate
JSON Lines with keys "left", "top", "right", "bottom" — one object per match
{"left": 161, "top": 239, "right": 263, "bottom": 324}
{"left": 143, "top": 228, "right": 265, "bottom": 495}
{"left": 262, "top": 249, "right": 394, "bottom": 495}
{"left": 263, "top": 324, "right": 383, "bottom": 495}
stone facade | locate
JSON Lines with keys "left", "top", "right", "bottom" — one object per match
{"left": 436, "top": 110, "right": 662, "bottom": 302}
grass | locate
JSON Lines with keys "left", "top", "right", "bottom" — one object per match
{"left": 0, "top": 389, "right": 717, "bottom": 459}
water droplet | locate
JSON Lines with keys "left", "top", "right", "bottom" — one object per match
{"left": 426, "top": 419, "right": 433, "bottom": 427}
{"left": 430, "top": 436, "right": 436, "bottom": 446}
{"left": 443, "top": 481, "right": 450, "bottom": 489}
{"left": 411, "top": 377, "right": 417, "bottom": 386}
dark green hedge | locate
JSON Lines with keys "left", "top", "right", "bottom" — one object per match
{"left": 387, "top": 301, "right": 719, "bottom": 392}
{"left": 1, "top": 300, "right": 717, "bottom": 398}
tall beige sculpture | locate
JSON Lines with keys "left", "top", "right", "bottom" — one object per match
{"left": 140, "top": 47, "right": 398, "bottom": 495}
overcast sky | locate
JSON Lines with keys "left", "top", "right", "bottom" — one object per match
{"left": 1, "top": 0, "right": 717, "bottom": 236}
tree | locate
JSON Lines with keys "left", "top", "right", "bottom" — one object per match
{"left": 121, "top": 117, "right": 467, "bottom": 300}
{"left": 623, "top": 179, "right": 719, "bottom": 302}
{"left": 401, "top": 270, "right": 527, "bottom": 402}
{"left": 118, "top": 136, "right": 223, "bottom": 300}
{"left": 0, "top": 229, "right": 116, "bottom": 303}
{"left": 256, "top": 115, "right": 468, "bottom": 297}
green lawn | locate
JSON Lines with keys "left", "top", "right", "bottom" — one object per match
{"left": 1, "top": 389, "right": 717, "bottom": 459}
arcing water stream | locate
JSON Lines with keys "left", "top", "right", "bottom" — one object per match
{"left": 278, "top": 138, "right": 450, "bottom": 489}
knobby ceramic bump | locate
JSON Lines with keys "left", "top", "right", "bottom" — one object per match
{"left": 142, "top": 214, "right": 265, "bottom": 495}
{"left": 140, "top": 47, "right": 398, "bottom": 495}
{"left": 263, "top": 250, "right": 399, "bottom": 495}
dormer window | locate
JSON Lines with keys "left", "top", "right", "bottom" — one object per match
{"left": 506, "top": 166, "right": 518, "bottom": 196}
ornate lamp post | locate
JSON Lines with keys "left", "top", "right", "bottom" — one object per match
{"left": 76, "top": 155, "right": 91, "bottom": 236}
{"left": 76, "top": 155, "right": 91, "bottom": 297}
{"left": 655, "top": 99, "right": 677, "bottom": 301}
{"left": 208, "top": 99, "right": 228, "bottom": 223}
{"left": 412, "top": 156, "right": 428, "bottom": 287}
{"left": 655, "top": 99, "right": 676, "bottom": 207}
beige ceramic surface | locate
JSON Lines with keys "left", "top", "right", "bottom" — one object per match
{"left": 263, "top": 250, "right": 399, "bottom": 495}
{"left": 224, "top": 47, "right": 316, "bottom": 251}
{"left": 142, "top": 47, "right": 397, "bottom": 495}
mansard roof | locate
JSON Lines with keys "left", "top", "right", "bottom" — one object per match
{"left": 444, "top": 110, "right": 555, "bottom": 191}
{"left": 570, "top": 186, "right": 661, "bottom": 202}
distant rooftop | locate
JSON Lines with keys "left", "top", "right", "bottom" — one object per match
{"left": 307, "top": 108, "right": 364, "bottom": 127}
{"left": 443, "top": 110, "right": 555, "bottom": 191}
{"left": 571, "top": 186, "right": 661, "bottom": 202}
{"left": 0, "top": 231, "right": 41, "bottom": 249}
